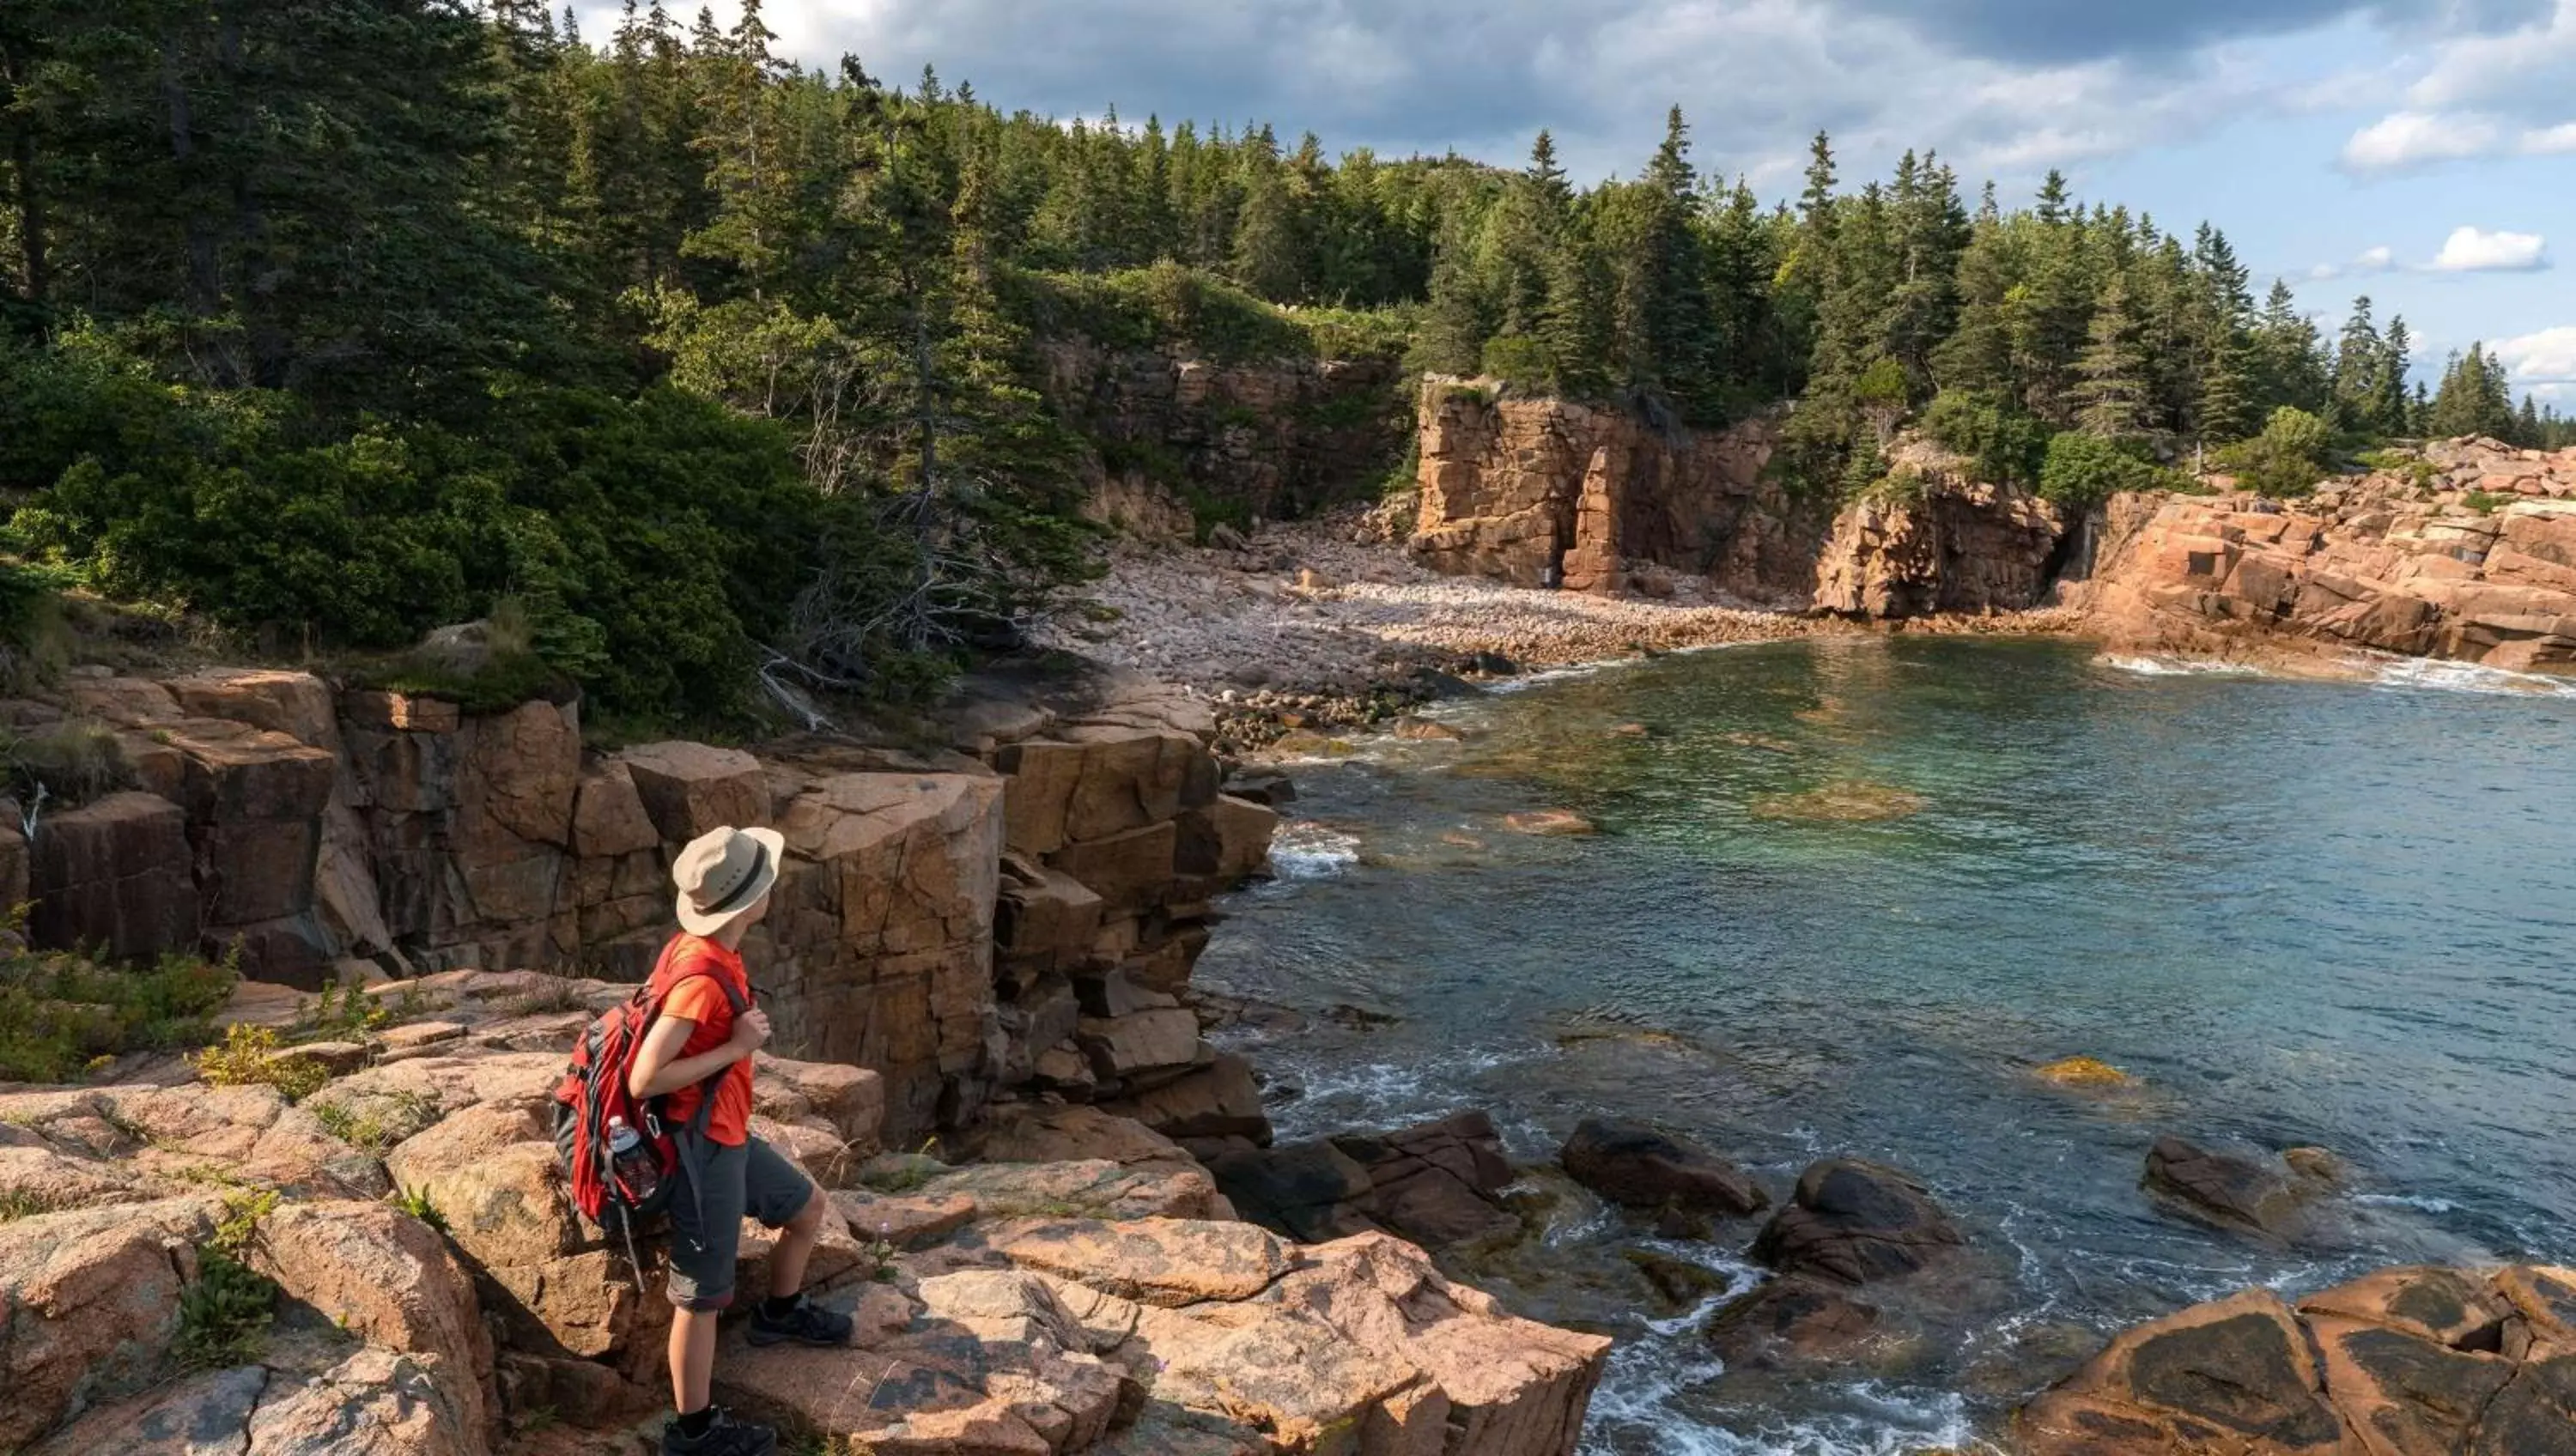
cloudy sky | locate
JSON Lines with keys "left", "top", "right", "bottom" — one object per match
{"left": 591, "top": 0, "right": 2576, "bottom": 403}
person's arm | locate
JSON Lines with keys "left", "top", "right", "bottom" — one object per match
{"left": 628, "top": 1007, "right": 772, "bottom": 1100}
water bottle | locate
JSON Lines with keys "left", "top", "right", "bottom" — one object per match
{"left": 606, "top": 1116, "right": 659, "bottom": 1205}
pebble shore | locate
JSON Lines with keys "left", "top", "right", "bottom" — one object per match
{"left": 1041, "top": 504, "right": 2089, "bottom": 749}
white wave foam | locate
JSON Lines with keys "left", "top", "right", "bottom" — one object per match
{"left": 1486, "top": 662, "right": 1613, "bottom": 695}
{"left": 2352, "top": 1192, "right": 2461, "bottom": 1214}
{"left": 2099, "top": 653, "right": 2261, "bottom": 678}
{"left": 1266, "top": 823, "right": 1361, "bottom": 879}
{"left": 2368, "top": 657, "right": 2576, "bottom": 699}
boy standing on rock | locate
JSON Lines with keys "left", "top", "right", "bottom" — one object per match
{"left": 629, "top": 825, "right": 855, "bottom": 1456}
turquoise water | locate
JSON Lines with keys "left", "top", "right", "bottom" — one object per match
{"left": 1197, "top": 638, "right": 2576, "bottom": 1454}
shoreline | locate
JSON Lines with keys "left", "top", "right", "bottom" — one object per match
{"left": 1043, "top": 505, "right": 2099, "bottom": 750}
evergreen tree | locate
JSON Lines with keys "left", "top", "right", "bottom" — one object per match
{"left": 2330, "top": 294, "right": 2381, "bottom": 431}
{"left": 2073, "top": 271, "right": 2153, "bottom": 441}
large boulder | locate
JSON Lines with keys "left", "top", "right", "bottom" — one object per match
{"left": 2020, "top": 1265, "right": 2576, "bottom": 1455}
{"left": 1331, "top": 1110, "right": 1519, "bottom": 1247}
{"left": 2020, "top": 1288, "right": 2352, "bottom": 1454}
{"left": 0, "top": 1197, "right": 223, "bottom": 1451}
{"left": 246, "top": 1200, "right": 497, "bottom": 1447}
{"left": 1559, "top": 1118, "right": 1766, "bottom": 1218}
{"left": 1749, "top": 1159, "right": 1964, "bottom": 1284}
{"left": 2142, "top": 1136, "right": 2325, "bottom": 1240}
{"left": 614, "top": 741, "right": 769, "bottom": 842}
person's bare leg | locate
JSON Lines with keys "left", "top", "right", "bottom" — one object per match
{"left": 669, "top": 1307, "right": 719, "bottom": 1414}
{"left": 767, "top": 1189, "right": 824, "bottom": 1300}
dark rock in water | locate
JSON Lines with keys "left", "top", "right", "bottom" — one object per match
{"left": 1333, "top": 1109, "right": 1519, "bottom": 1247}
{"left": 1625, "top": 1250, "right": 1732, "bottom": 1308}
{"left": 1560, "top": 1119, "right": 1768, "bottom": 1218}
{"left": 1467, "top": 651, "right": 1520, "bottom": 677}
{"left": 1750, "top": 1159, "right": 1964, "bottom": 1284}
{"left": 1705, "top": 1277, "right": 1882, "bottom": 1368}
{"left": 1205, "top": 1141, "right": 1378, "bottom": 1243}
{"left": 1224, "top": 773, "right": 1297, "bottom": 808}
{"left": 2020, "top": 1265, "right": 2576, "bottom": 1456}
{"left": 2142, "top": 1135, "right": 2323, "bottom": 1239}
{"left": 1410, "top": 669, "right": 1485, "bottom": 701}
{"left": 1211, "top": 1110, "right": 1518, "bottom": 1249}
{"left": 1322, "top": 1002, "right": 1402, "bottom": 1030}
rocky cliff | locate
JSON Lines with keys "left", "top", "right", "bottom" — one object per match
{"left": 1040, "top": 342, "right": 1410, "bottom": 539}
{"left": 0, "top": 663, "right": 1276, "bottom": 1144}
{"left": 1406, "top": 389, "right": 2076, "bottom": 616}
{"left": 1811, "top": 442, "right": 2071, "bottom": 617}
{"left": 2075, "top": 437, "right": 2576, "bottom": 672}
{"left": 1406, "top": 383, "right": 1821, "bottom": 599}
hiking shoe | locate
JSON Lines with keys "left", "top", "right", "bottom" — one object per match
{"left": 661, "top": 1406, "right": 775, "bottom": 1456}
{"left": 747, "top": 1292, "right": 855, "bottom": 1347}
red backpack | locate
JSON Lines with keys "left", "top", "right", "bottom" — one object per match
{"left": 551, "top": 939, "right": 746, "bottom": 1247}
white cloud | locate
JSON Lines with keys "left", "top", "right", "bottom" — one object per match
{"left": 2340, "top": 109, "right": 2503, "bottom": 170}
{"left": 2343, "top": 0, "right": 2576, "bottom": 168}
{"left": 590, "top": 0, "right": 2305, "bottom": 190}
{"left": 2309, "top": 244, "right": 2397, "bottom": 281}
{"left": 2524, "top": 121, "right": 2576, "bottom": 153}
{"left": 2403, "top": 0, "right": 2576, "bottom": 114}
{"left": 2494, "top": 326, "right": 2576, "bottom": 381}
{"left": 2430, "top": 226, "right": 2551, "bottom": 271}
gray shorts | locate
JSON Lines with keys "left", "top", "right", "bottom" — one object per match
{"left": 665, "top": 1131, "right": 817, "bottom": 1311}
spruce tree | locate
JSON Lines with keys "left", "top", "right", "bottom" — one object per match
{"left": 2073, "top": 270, "right": 2153, "bottom": 441}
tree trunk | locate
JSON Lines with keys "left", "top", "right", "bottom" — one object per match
{"left": 1, "top": 50, "right": 43, "bottom": 306}
{"left": 159, "top": 29, "right": 221, "bottom": 321}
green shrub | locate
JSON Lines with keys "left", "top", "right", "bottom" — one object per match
{"left": 1009, "top": 262, "right": 1318, "bottom": 364}
{"left": 2465, "top": 489, "right": 2507, "bottom": 515}
{"left": 1479, "top": 334, "right": 1554, "bottom": 389}
{"left": 195, "top": 1024, "right": 331, "bottom": 1101}
{"left": 0, "top": 942, "right": 238, "bottom": 1083}
{"left": 389, "top": 1185, "right": 448, "bottom": 1233}
{"left": 2039, "top": 431, "right": 2183, "bottom": 511}
{"left": 290, "top": 979, "right": 392, "bottom": 1043}
{"left": 3, "top": 331, "right": 839, "bottom": 719}
{"left": 175, "top": 1248, "right": 276, "bottom": 1369}
{"left": 2, "top": 718, "right": 131, "bottom": 807}
{"left": 1924, "top": 390, "right": 2053, "bottom": 489}
{"left": 2218, "top": 407, "right": 2334, "bottom": 500}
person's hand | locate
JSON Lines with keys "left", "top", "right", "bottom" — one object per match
{"left": 728, "top": 1007, "right": 773, "bottom": 1056}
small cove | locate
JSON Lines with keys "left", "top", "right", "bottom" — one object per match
{"left": 1200, "top": 636, "right": 2576, "bottom": 1453}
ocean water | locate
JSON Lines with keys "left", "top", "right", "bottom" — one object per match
{"left": 1195, "top": 636, "right": 2576, "bottom": 1453}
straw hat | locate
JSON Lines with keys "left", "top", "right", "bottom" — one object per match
{"left": 671, "top": 825, "right": 786, "bottom": 936}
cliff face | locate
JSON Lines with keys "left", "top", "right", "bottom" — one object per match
{"left": 6, "top": 664, "right": 1273, "bottom": 1144}
{"left": 1812, "top": 456, "right": 2069, "bottom": 617}
{"left": 1407, "top": 384, "right": 1821, "bottom": 600}
{"left": 2075, "top": 438, "right": 2576, "bottom": 671}
{"left": 1406, "top": 389, "right": 2075, "bottom": 616}
{"left": 1038, "top": 341, "right": 1410, "bottom": 537}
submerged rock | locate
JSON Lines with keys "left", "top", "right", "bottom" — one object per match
{"left": 1749, "top": 781, "right": 1927, "bottom": 823}
{"left": 1559, "top": 1118, "right": 1767, "bottom": 1218}
{"left": 2142, "top": 1135, "right": 2330, "bottom": 1240}
{"left": 1504, "top": 809, "right": 1598, "bottom": 836}
{"left": 2033, "top": 1055, "right": 2133, "bottom": 1089}
{"left": 1705, "top": 1276, "right": 1883, "bottom": 1368}
{"left": 1750, "top": 1159, "right": 1965, "bottom": 1284}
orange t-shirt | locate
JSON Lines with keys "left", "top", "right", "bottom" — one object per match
{"left": 651, "top": 934, "right": 756, "bottom": 1146}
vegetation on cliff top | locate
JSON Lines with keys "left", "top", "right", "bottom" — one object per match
{"left": 2, "top": 1, "right": 2569, "bottom": 725}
